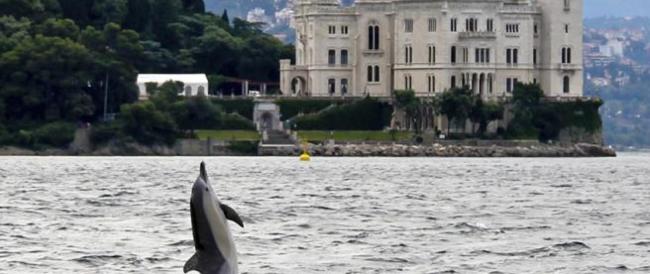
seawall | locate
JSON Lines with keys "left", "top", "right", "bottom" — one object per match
{"left": 260, "top": 142, "right": 617, "bottom": 157}
{"left": 0, "top": 140, "right": 616, "bottom": 157}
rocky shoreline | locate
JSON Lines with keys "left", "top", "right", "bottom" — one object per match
{"left": 260, "top": 143, "right": 617, "bottom": 157}
{"left": 0, "top": 142, "right": 616, "bottom": 157}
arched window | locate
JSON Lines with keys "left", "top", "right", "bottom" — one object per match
{"left": 368, "top": 25, "right": 374, "bottom": 50}
{"left": 197, "top": 86, "right": 206, "bottom": 96}
{"left": 451, "top": 76, "right": 456, "bottom": 89}
{"left": 427, "top": 75, "right": 436, "bottom": 93}
{"left": 404, "top": 74, "right": 412, "bottom": 90}
{"left": 184, "top": 86, "right": 192, "bottom": 96}
{"left": 567, "top": 48, "right": 572, "bottom": 64}
{"left": 368, "top": 23, "right": 380, "bottom": 50}
{"left": 563, "top": 76, "right": 570, "bottom": 94}
{"left": 374, "top": 26, "right": 380, "bottom": 49}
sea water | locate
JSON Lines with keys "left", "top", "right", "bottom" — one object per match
{"left": 0, "top": 155, "right": 649, "bottom": 273}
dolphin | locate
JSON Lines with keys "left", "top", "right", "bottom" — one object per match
{"left": 184, "top": 162, "right": 244, "bottom": 274}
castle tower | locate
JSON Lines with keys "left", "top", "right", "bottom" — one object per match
{"left": 536, "top": 0, "right": 584, "bottom": 96}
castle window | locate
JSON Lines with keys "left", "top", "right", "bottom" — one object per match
{"left": 428, "top": 45, "right": 436, "bottom": 64}
{"left": 565, "top": 24, "right": 569, "bottom": 33}
{"left": 428, "top": 18, "right": 437, "bottom": 32}
{"left": 451, "top": 76, "right": 456, "bottom": 89}
{"left": 404, "top": 45, "right": 413, "bottom": 64}
{"left": 487, "top": 19, "right": 494, "bottom": 32}
{"left": 404, "top": 74, "right": 412, "bottom": 90}
{"left": 328, "top": 79, "right": 336, "bottom": 95}
{"left": 563, "top": 76, "right": 570, "bottom": 93}
{"left": 564, "top": 0, "right": 571, "bottom": 11}
{"left": 368, "top": 24, "right": 380, "bottom": 50}
{"left": 465, "top": 18, "right": 478, "bottom": 32}
{"left": 450, "top": 18, "right": 457, "bottom": 32}
{"left": 404, "top": 19, "right": 414, "bottom": 33}
{"left": 533, "top": 48, "right": 537, "bottom": 65}
{"left": 340, "top": 50, "right": 348, "bottom": 65}
{"left": 506, "top": 23, "right": 519, "bottom": 33}
{"left": 368, "top": 65, "right": 380, "bottom": 83}
{"left": 534, "top": 24, "right": 538, "bottom": 34}
{"left": 507, "top": 48, "right": 518, "bottom": 65}
{"left": 328, "top": 50, "right": 336, "bottom": 65}
{"left": 462, "top": 47, "right": 469, "bottom": 63}
{"left": 341, "top": 25, "right": 348, "bottom": 35}
{"left": 451, "top": 46, "right": 457, "bottom": 64}
{"left": 427, "top": 75, "right": 436, "bottom": 93}
{"left": 328, "top": 25, "right": 336, "bottom": 35}
{"left": 341, "top": 79, "right": 348, "bottom": 95}
{"left": 562, "top": 47, "right": 572, "bottom": 64}
{"left": 374, "top": 65, "right": 380, "bottom": 82}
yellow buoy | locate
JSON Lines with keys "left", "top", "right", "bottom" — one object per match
{"left": 300, "top": 152, "right": 311, "bottom": 161}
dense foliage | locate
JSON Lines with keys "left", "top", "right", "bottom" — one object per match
{"left": 0, "top": 0, "right": 291, "bottom": 147}
{"left": 508, "top": 83, "right": 603, "bottom": 142}
{"left": 276, "top": 99, "right": 341, "bottom": 120}
{"left": 92, "top": 81, "right": 255, "bottom": 146}
{"left": 291, "top": 98, "right": 392, "bottom": 131}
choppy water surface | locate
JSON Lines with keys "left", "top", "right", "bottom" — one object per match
{"left": 1, "top": 155, "right": 649, "bottom": 274}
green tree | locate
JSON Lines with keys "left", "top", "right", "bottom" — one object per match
{"left": 394, "top": 89, "right": 423, "bottom": 133}
{"left": 438, "top": 87, "right": 473, "bottom": 135}
{"left": 170, "top": 96, "right": 222, "bottom": 135}
{"left": 119, "top": 101, "right": 178, "bottom": 145}
{"left": 0, "top": 35, "right": 94, "bottom": 121}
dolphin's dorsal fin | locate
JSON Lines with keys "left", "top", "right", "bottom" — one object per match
{"left": 199, "top": 162, "right": 208, "bottom": 181}
{"left": 221, "top": 203, "right": 244, "bottom": 228}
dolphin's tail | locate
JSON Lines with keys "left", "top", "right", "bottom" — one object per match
{"left": 184, "top": 252, "right": 229, "bottom": 273}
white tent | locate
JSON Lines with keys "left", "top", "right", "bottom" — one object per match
{"left": 136, "top": 74, "right": 209, "bottom": 100}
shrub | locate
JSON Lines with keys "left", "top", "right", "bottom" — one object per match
{"left": 211, "top": 99, "right": 254, "bottom": 120}
{"left": 119, "top": 101, "right": 179, "bottom": 145}
{"left": 90, "top": 122, "right": 123, "bottom": 145}
{"left": 293, "top": 97, "right": 391, "bottom": 130}
{"left": 32, "top": 122, "right": 76, "bottom": 147}
{"left": 227, "top": 140, "right": 258, "bottom": 155}
{"left": 222, "top": 113, "right": 256, "bottom": 130}
{"left": 276, "top": 99, "right": 338, "bottom": 119}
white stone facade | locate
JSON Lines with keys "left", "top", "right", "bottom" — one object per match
{"left": 280, "top": 0, "right": 583, "bottom": 99}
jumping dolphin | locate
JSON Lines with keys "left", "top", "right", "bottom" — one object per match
{"left": 184, "top": 162, "right": 244, "bottom": 274}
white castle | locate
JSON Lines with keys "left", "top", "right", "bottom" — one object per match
{"left": 279, "top": 0, "right": 583, "bottom": 99}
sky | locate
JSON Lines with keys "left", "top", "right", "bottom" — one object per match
{"left": 585, "top": 0, "right": 650, "bottom": 18}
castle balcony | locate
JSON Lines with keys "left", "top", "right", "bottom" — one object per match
{"left": 558, "top": 63, "right": 581, "bottom": 71}
{"left": 458, "top": 31, "right": 497, "bottom": 40}
{"left": 362, "top": 49, "right": 385, "bottom": 57}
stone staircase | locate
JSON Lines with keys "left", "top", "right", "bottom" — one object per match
{"left": 262, "top": 130, "right": 296, "bottom": 145}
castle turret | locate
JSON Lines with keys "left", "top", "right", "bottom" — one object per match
{"left": 536, "top": 0, "right": 584, "bottom": 96}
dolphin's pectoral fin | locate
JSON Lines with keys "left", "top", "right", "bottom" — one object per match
{"left": 220, "top": 203, "right": 244, "bottom": 228}
{"left": 184, "top": 252, "right": 222, "bottom": 274}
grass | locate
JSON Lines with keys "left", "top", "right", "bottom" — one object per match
{"left": 297, "top": 130, "right": 412, "bottom": 142}
{"left": 195, "top": 130, "right": 260, "bottom": 141}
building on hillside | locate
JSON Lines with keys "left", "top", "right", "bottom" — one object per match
{"left": 279, "top": 0, "right": 584, "bottom": 99}
{"left": 137, "top": 74, "right": 209, "bottom": 100}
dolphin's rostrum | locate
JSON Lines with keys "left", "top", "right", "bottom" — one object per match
{"left": 185, "top": 162, "right": 243, "bottom": 274}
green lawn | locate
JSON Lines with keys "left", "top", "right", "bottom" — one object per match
{"left": 195, "top": 130, "right": 260, "bottom": 141}
{"left": 297, "top": 131, "right": 412, "bottom": 142}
